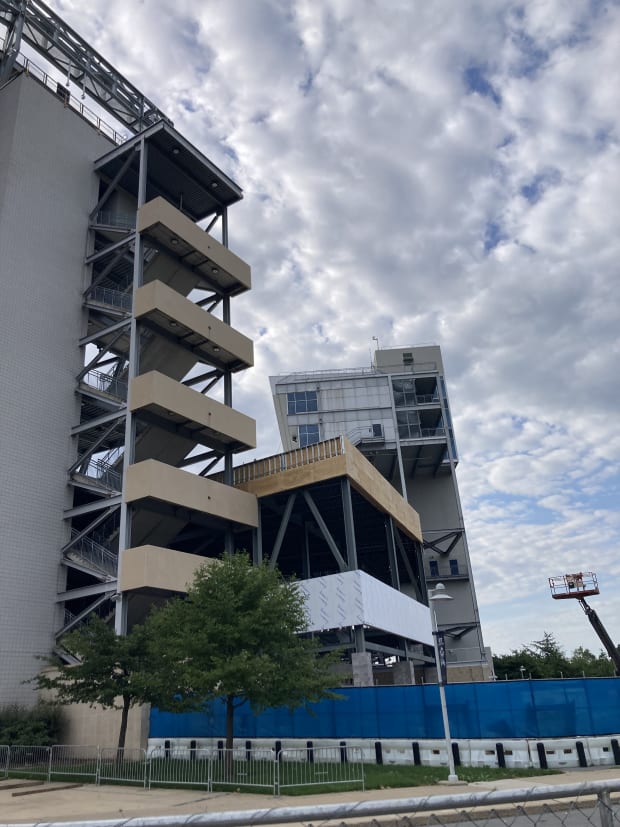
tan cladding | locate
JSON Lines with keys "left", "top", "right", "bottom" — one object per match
{"left": 119, "top": 545, "right": 212, "bottom": 593}
{"left": 125, "top": 459, "right": 259, "bottom": 528}
{"left": 130, "top": 370, "right": 256, "bottom": 451}
{"left": 238, "top": 440, "right": 422, "bottom": 542}
{"left": 138, "top": 197, "right": 251, "bottom": 293}
{"left": 134, "top": 280, "right": 253, "bottom": 369}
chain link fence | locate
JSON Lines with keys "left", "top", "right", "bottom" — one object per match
{"left": 1, "top": 778, "right": 619, "bottom": 827}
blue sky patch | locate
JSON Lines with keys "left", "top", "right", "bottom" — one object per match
{"left": 464, "top": 65, "right": 501, "bottom": 106}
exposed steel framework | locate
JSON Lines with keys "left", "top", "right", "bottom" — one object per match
{"left": 0, "top": 0, "right": 171, "bottom": 130}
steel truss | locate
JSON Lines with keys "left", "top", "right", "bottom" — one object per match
{"left": 0, "top": 0, "right": 171, "bottom": 130}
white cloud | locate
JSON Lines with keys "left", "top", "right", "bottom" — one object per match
{"left": 43, "top": 0, "right": 620, "bottom": 653}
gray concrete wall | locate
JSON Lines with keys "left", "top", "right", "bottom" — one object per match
{"left": 0, "top": 73, "right": 112, "bottom": 703}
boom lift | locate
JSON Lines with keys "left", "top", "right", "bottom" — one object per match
{"left": 549, "top": 572, "right": 620, "bottom": 676}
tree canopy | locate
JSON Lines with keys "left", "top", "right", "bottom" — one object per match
{"left": 145, "top": 552, "right": 338, "bottom": 750}
{"left": 32, "top": 616, "right": 153, "bottom": 750}
{"left": 493, "top": 632, "right": 615, "bottom": 679}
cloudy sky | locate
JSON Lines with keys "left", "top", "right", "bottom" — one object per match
{"left": 40, "top": 0, "right": 620, "bottom": 657}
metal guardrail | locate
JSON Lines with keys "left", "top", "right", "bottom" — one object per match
{"left": 87, "top": 286, "right": 132, "bottom": 311}
{"left": 1, "top": 744, "right": 363, "bottom": 796}
{"left": 277, "top": 745, "right": 364, "bottom": 794}
{"left": 94, "top": 211, "right": 136, "bottom": 230}
{"left": 13, "top": 55, "right": 127, "bottom": 144}
{"left": 99, "top": 747, "right": 149, "bottom": 787}
{"left": 81, "top": 370, "right": 128, "bottom": 401}
{"left": 66, "top": 528, "right": 118, "bottom": 577}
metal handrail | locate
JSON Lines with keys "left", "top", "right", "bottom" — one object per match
{"left": 81, "top": 370, "right": 128, "bottom": 401}
{"left": 87, "top": 286, "right": 132, "bottom": 311}
{"left": 15, "top": 55, "right": 127, "bottom": 144}
{"left": 93, "top": 211, "right": 136, "bottom": 230}
{"left": 67, "top": 529, "right": 118, "bottom": 576}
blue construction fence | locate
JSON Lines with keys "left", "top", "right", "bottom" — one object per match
{"left": 150, "top": 677, "right": 620, "bottom": 741}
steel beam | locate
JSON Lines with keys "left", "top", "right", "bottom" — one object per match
{"left": 269, "top": 493, "right": 296, "bottom": 569}
{"left": 79, "top": 317, "right": 130, "bottom": 347}
{"left": 56, "top": 581, "right": 117, "bottom": 601}
{"left": 71, "top": 409, "right": 126, "bottom": 435}
{"left": 385, "top": 515, "right": 400, "bottom": 590}
{"left": 64, "top": 496, "right": 122, "bottom": 518}
{"left": 341, "top": 478, "right": 357, "bottom": 569}
{"left": 302, "top": 490, "right": 347, "bottom": 572}
{"left": 85, "top": 233, "right": 135, "bottom": 265}
{"left": 55, "top": 593, "right": 111, "bottom": 638}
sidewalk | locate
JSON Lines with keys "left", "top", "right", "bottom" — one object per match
{"left": 1, "top": 766, "right": 619, "bottom": 825}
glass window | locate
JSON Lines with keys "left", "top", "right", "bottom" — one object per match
{"left": 392, "top": 378, "right": 416, "bottom": 408}
{"left": 397, "top": 410, "right": 420, "bottom": 439}
{"left": 403, "top": 352, "right": 414, "bottom": 365}
{"left": 299, "top": 423, "right": 320, "bottom": 447}
{"left": 287, "top": 390, "right": 318, "bottom": 415}
{"left": 429, "top": 560, "right": 439, "bottom": 577}
{"left": 449, "top": 559, "right": 459, "bottom": 575}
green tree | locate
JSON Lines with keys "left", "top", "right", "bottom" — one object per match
{"left": 32, "top": 617, "right": 153, "bottom": 751}
{"left": 493, "top": 632, "right": 615, "bottom": 679}
{"left": 145, "top": 552, "right": 338, "bottom": 752}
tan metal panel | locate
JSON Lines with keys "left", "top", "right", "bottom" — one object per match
{"left": 134, "top": 279, "right": 253, "bottom": 370}
{"left": 130, "top": 370, "right": 256, "bottom": 451}
{"left": 119, "top": 545, "right": 213, "bottom": 593}
{"left": 137, "top": 197, "right": 251, "bottom": 294}
{"left": 125, "top": 459, "right": 258, "bottom": 527}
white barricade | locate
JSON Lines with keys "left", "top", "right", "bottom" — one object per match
{"left": 377, "top": 739, "right": 412, "bottom": 765}
{"left": 528, "top": 738, "right": 581, "bottom": 768}
{"left": 468, "top": 740, "right": 499, "bottom": 767}
{"left": 585, "top": 737, "right": 617, "bottom": 766}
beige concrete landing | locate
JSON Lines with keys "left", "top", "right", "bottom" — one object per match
{"left": 131, "top": 370, "right": 256, "bottom": 453}
{"left": 125, "top": 459, "right": 258, "bottom": 528}
{"left": 135, "top": 279, "right": 253, "bottom": 372}
{"left": 119, "top": 545, "right": 213, "bottom": 594}
{"left": 138, "top": 197, "right": 251, "bottom": 296}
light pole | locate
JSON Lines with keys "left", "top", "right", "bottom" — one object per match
{"left": 429, "top": 583, "right": 458, "bottom": 783}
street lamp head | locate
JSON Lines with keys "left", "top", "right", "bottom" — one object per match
{"left": 429, "top": 582, "right": 453, "bottom": 602}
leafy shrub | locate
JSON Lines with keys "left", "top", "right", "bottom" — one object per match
{"left": 0, "top": 703, "right": 63, "bottom": 746}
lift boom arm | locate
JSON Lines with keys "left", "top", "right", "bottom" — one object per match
{"left": 579, "top": 598, "right": 620, "bottom": 677}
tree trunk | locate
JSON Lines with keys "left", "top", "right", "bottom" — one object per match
{"left": 117, "top": 694, "right": 131, "bottom": 758}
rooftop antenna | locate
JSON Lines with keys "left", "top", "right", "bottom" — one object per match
{"left": 549, "top": 572, "right": 620, "bottom": 675}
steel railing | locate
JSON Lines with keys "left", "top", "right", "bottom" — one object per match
{"left": 1, "top": 744, "right": 363, "bottom": 796}
{"left": 81, "top": 370, "right": 128, "bottom": 401}
{"left": 66, "top": 529, "right": 118, "bottom": 577}
{"left": 86, "top": 286, "right": 132, "bottom": 311}
{"left": 13, "top": 55, "right": 127, "bottom": 144}
{"left": 93, "top": 211, "right": 136, "bottom": 230}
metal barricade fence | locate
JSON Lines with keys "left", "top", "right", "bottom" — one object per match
{"left": 0, "top": 744, "right": 8, "bottom": 779}
{"left": 209, "top": 747, "right": 276, "bottom": 792}
{"left": 276, "top": 745, "right": 365, "bottom": 794}
{"left": 99, "top": 748, "right": 148, "bottom": 787}
{"left": 49, "top": 745, "right": 99, "bottom": 782}
{"left": 148, "top": 745, "right": 212, "bottom": 789}
{"left": 6, "top": 745, "right": 51, "bottom": 779}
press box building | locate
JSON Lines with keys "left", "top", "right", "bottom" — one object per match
{"left": 271, "top": 346, "right": 492, "bottom": 680}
